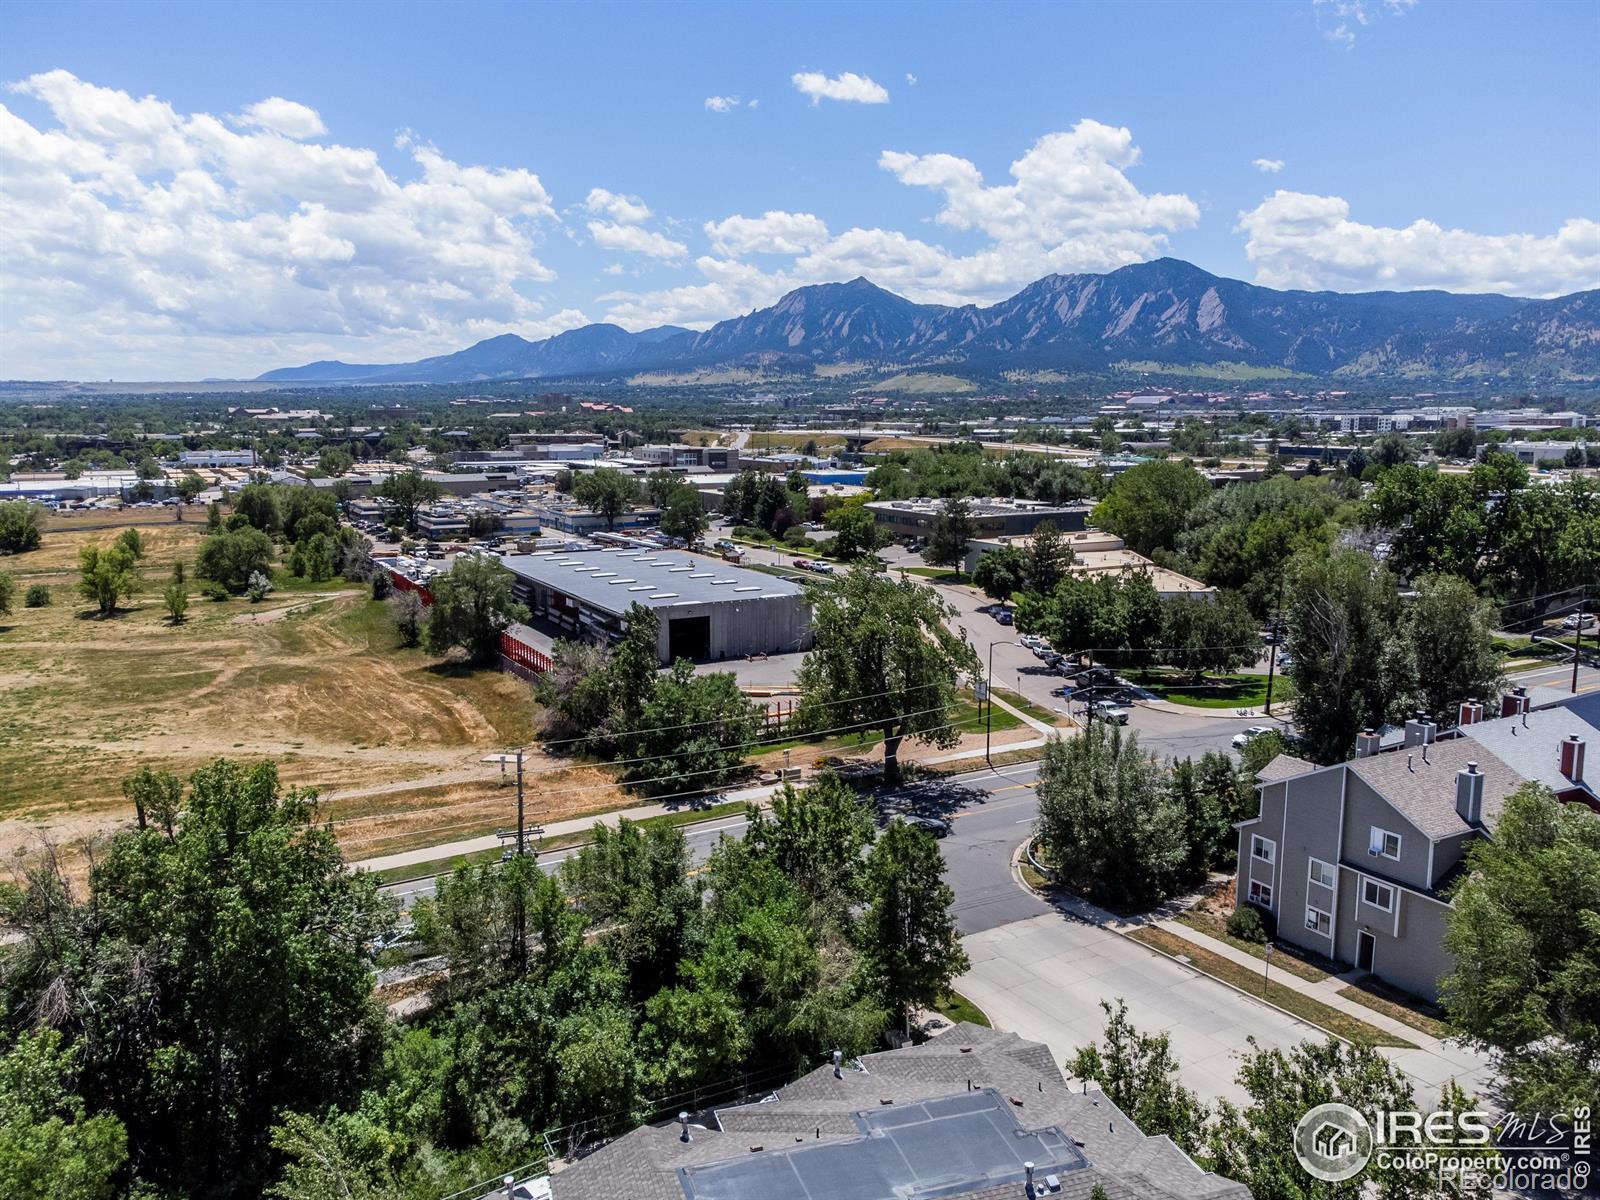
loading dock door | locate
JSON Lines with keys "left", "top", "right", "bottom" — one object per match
{"left": 669, "top": 615, "right": 711, "bottom": 661}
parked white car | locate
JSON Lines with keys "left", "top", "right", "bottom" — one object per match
{"left": 1231, "top": 725, "right": 1275, "bottom": 749}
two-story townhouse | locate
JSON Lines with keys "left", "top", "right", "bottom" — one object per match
{"left": 1236, "top": 700, "right": 1597, "bottom": 1003}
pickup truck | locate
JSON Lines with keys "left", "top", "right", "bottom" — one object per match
{"left": 1091, "top": 700, "right": 1131, "bottom": 725}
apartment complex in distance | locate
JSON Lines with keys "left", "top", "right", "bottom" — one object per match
{"left": 1236, "top": 691, "right": 1598, "bottom": 1003}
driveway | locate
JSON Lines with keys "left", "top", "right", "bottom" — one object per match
{"left": 954, "top": 895, "right": 1493, "bottom": 1109}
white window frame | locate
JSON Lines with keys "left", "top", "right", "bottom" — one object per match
{"left": 1251, "top": 835, "right": 1276, "bottom": 865}
{"left": 1308, "top": 857, "right": 1335, "bottom": 889}
{"left": 1361, "top": 878, "right": 1395, "bottom": 913}
{"left": 1305, "top": 905, "right": 1332, "bottom": 936}
{"left": 1247, "top": 880, "right": 1274, "bottom": 908}
{"left": 1369, "top": 826, "right": 1402, "bottom": 861}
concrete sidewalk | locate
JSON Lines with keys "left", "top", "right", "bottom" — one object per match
{"left": 352, "top": 779, "right": 785, "bottom": 873}
{"left": 1143, "top": 918, "right": 1457, "bottom": 1054}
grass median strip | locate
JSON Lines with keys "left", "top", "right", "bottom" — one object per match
{"left": 1127, "top": 926, "right": 1416, "bottom": 1049}
{"left": 1337, "top": 982, "right": 1449, "bottom": 1040}
{"left": 1173, "top": 911, "right": 1330, "bottom": 983}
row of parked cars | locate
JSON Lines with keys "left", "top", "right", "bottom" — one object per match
{"left": 790, "top": 558, "right": 835, "bottom": 574}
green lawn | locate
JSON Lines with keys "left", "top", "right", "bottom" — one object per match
{"left": 1131, "top": 670, "right": 1294, "bottom": 709}
{"left": 934, "top": 991, "right": 991, "bottom": 1028}
{"left": 902, "top": 566, "right": 963, "bottom": 583}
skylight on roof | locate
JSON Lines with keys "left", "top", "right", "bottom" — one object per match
{"left": 628, "top": 585, "right": 651, "bottom": 591}
{"left": 607, "top": 577, "right": 636, "bottom": 584}
{"left": 734, "top": 585, "right": 761, "bottom": 592}
{"left": 649, "top": 592, "right": 677, "bottom": 599}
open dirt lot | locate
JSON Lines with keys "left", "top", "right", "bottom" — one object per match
{"left": 0, "top": 514, "right": 617, "bottom": 865}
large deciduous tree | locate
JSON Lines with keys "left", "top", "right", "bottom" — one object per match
{"left": 1035, "top": 723, "right": 1187, "bottom": 909}
{"left": 1091, "top": 460, "right": 1210, "bottom": 558}
{"left": 570, "top": 467, "right": 638, "bottom": 531}
{"left": 795, "top": 567, "right": 980, "bottom": 785}
{"left": 0, "top": 760, "right": 392, "bottom": 1197}
{"left": 196, "top": 525, "right": 275, "bottom": 593}
{"left": 1282, "top": 549, "right": 1409, "bottom": 764}
{"left": 0, "top": 499, "right": 45, "bottom": 554}
{"left": 376, "top": 469, "right": 441, "bottom": 533}
{"left": 1068, "top": 999, "right": 1209, "bottom": 1154}
{"left": 422, "top": 555, "right": 529, "bottom": 665}
{"left": 1402, "top": 573, "right": 1505, "bottom": 727}
{"left": 922, "top": 496, "right": 974, "bottom": 576}
{"left": 1440, "top": 783, "right": 1600, "bottom": 1114}
{"left": 860, "top": 820, "right": 969, "bottom": 1029}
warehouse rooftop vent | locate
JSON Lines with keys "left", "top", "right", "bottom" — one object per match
{"left": 649, "top": 593, "right": 678, "bottom": 600}
{"left": 606, "top": 577, "right": 636, "bottom": 585}
{"left": 735, "top": 585, "right": 761, "bottom": 592}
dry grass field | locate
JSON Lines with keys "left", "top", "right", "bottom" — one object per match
{"left": 0, "top": 512, "right": 625, "bottom": 866}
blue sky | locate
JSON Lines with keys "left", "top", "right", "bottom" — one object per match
{"left": 3, "top": 0, "right": 1597, "bottom": 378}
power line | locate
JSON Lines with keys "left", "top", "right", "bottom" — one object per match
{"left": 334, "top": 706, "right": 1026, "bottom": 841}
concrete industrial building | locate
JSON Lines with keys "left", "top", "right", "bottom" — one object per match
{"left": 963, "top": 529, "right": 1214, "bottom": 599}
{"left": 501, "top": 547, "right": 812, "bottom": 662}
{"left": 178, "top": 449, "right": 258, "bottom": 468}
{"left": 866, "top": 497, "right": 1092, "bottom": 541}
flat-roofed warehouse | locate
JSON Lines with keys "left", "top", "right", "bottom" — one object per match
{"left": 501, "top": 549, "right": 813, "bottom": 663}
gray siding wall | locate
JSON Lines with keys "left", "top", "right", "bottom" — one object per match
{"left": 1238, "top": 767, "right": 1345, "bottom": 958}
{"left": 654, "top": 594, "right": 814, "bottom": 663}
{"left": 1238, "top": 765, "right": 1460, "bottom": 1002}
{"left": 1340, "top": 776, "right": 1432, "bottom": 892}
{"left": 1334, "top": 875, "right": 1454, "bottom": 1002}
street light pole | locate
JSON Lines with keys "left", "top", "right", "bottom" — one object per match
{"left": 985, "top": 639, "right": 1018, "bottom": 764}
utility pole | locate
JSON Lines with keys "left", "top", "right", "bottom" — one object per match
{"left": 1575, "top": 602, "right": 1587, "bottom": 695}
{"left": 515, "top": 747, "right": 526, "bottom": 856}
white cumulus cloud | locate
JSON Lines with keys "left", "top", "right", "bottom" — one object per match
{"left": 583, "top": 186, "right": 651, "bottom": 224}
{"left": 0, "top": 70, "right": 570, "bottom": 378}
{"left": 603, "top": 119, "right": 1200, "bottom": 327}
{"left": 791, "top": 71, "right": 889, "bottom": 105}
{"left": 586, "top": 220, "right": 688, "bottom": 261}
{"left": 1253, "top": 157, "right": 1285, "bottom": 173}
{"left": 704, "top": 211, "right": 830, "bottom": 256}
{"left": 236, "top": 96, "right": 327, "bottom": 139}
{"left": 704, "top": 95, "right": 739, "bottom": 113}
{"left": 1237, "top": 190, "right": 1600, "bottom": 297}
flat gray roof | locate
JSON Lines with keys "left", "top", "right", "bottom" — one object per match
{"left": 679, "top": 1089, "right": 1086, "bottom": 1200}
{"left": 502, "top": 548, "right": 803, "bottom": 613}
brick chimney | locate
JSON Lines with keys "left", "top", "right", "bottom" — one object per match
{"left": 1456, "top": 761, "right": 1485, "bottom": 826}
{"left": 1356, "top": 728, "right": 1382, "bottom": 758}
{"left": 1560, "top": 735, "right": 1587, "bottom": 786}
{"left": 1500, "top": 687, "right": 1529, "bottom": 720}
{"left": 1457, "top": 699, "right": 1484, "bottom": 727}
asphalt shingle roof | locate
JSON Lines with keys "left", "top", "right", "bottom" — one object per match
{"left": 1347, "top": 735, "right": 1524, "bottom": 839}
{"left": 549, "top": 1024, "right": 1250, "bottom": 1200}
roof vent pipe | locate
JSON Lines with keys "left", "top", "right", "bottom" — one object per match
{"left": 832, "top": 1049, "right": 843, "bottom": 1079}
{"left": 679, "top": 1112, "right": 691, "bottom": 1142}
{"left": 1025, "top": 1162, "right": 1035, "bottom": 1195}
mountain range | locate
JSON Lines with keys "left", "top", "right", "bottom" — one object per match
{"left": 258, "top": 258, "right": 1600, "bottom": 384}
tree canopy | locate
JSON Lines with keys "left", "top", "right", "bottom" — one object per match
{"left": 1441, "top": 783, "right": 1600, "bottom": 1114}
{"left": 422, "top": 555, "right": 530, "bottom": 665}
{"left": 794, "top": 567, "right": 980, "bottom": 785}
